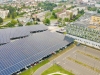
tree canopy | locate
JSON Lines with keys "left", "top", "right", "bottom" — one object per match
{"left": 97, "top": 9, "right": 100, "bottom": 13}
{"left": 0, "top": 17, "right": 3, "bottom": 24}
{"left": 38, "top": 1, "right": 57, "bottom": 11}
{"left": 87, "top": 7, "right": 97, "bottom": 11}
{"left": 43, "top": 18, "right": 50, "bottom": 25}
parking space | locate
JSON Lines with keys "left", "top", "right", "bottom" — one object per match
{"left": 55, "top": 45, "right": 100, "bottom": 75}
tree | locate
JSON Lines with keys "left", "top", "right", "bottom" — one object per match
{"left": 79, "top": 9, "right": 84, "bottom": 14}
{"left": 26, "top": 22, "right": 33, "bottom": 25}
{"left": 34, "top": 21, "right": 38, "bottom": 25}
{"left": 7, "top": 13, "right": 10, "bottom": 18}
{"left": 38, "top": 1, "right": 57, "bottom": 11}
{"left": 58, "top": 18, "right": 62, "bottom": 23}
{"left": 97, "top": 9, "right": 100, "bottom": 13}
{"left": 70, "top": 12, "right": 73, "bottom": 20}
{"left": 11, "top": 20, "right": 17, "bottom": 25}
{"left": 12, "top": 12, "right": 17, "bottom": 19}
{"left": 64, "top": 18, "right": 69, "bottom": 22}
{"left": 18, "top": 23, "right": 23, "bottom": 26}
{"left": 6, "top": 22, "right": 14, "bottom": 27}
{"left": 0, "top": 17, "right": 3, "bottom": 24}
{"left": 43, "top": 18, "right": 50, "bottom": 25}
{"left": 52, "top": 12, "right": 57, "bottom": 19}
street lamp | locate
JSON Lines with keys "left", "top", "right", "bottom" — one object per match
{"left": 94, "top": 62, "right": 95, "bottom": 71}
{"left": 84, "top": 46, "right": 86, "bottom": 53}
{"left": 75, "top": 53, "right": 77, "bottom": 59}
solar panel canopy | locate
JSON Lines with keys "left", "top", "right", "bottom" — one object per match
{"left": 0, "top": 25, "right": 48, "bottom": 44}
{"left": 0, "top": 31, "right": 74, "bottom": 75}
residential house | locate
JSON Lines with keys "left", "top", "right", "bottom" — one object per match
{"left": 56, "top": 9, "right": 72, "bottom": 19}
{"left": 0, "top": 9, "right": 9, "bottom": 19}
{"left": 91, "top": 15, "right": 100, "bottom": 24}
{"left": 33, "top": 11, "right": 49, "bottom": 21}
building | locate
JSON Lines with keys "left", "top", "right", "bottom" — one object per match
{"left": 66, "top": 23, "right": 100, "bottom": 49}
{"left": 56, "top": 9, "right": 71, "bottom": 19}
{"left": 0, "top": 9, "right": 9, "bottom": 19}
{"left": 75, "top": 7, "right": 86, "bottom": 11}
{"left": 95, "top": 4, "right": 100, "bottom": 8}
{"left": 33, "top": 11, "right": 49, "bottom": 21}
{"left": 71, "top": 8, "right": 78, "bottom": 16}
{"left": 91, "top": 15, "right": 100, "bottom": 24}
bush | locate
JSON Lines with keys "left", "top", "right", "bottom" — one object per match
{"left": 26, "top": 22, "right": 33, "bottom": 25}
{"left": 43, "top": 18, "right": 50, "bottom": 25}
{"left": 0, "top": 17, "right": 3, "bottom": 24}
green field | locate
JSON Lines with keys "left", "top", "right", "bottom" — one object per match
{"left": 19, "top": 59, "right": 49, "bottom": 75}
{"left": 42, "top": 64, "right": 74, "bottom": 75}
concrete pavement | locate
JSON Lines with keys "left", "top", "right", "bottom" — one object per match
{"left": 33, "top": 45, "right": 100, "bottom": 75}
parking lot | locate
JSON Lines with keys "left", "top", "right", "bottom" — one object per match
{"left": 56, "top": 45, "right": 100, "bottom": 75}
{"left": 34, "top": 44, "right": 100, "bottom": 75}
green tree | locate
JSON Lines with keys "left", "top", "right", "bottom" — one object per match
{"left": 18, "top": 23, "right": 23, "bottom": 26}
{"left": 58, "top": 18, "right": 62, "bottom": 23}
{"left": 7, "top": 13, "right": 10, "bottom": 18}
{"left": 0, "top": 17, "right": 3, "bottom": 24}
{"left": 12, "top": 12, "right": 17, "bottom": 19}
{"left": 52, "top": 12, "right": 57, "bottom": 19}
{"left": 38, "top": 1, "right": 57, "bottom": 11}
{"left": 6, "top": 22, "right": 14, "bottom": 27}
{"left": 26, "top": 22, "right": 33, "bottom": 25}
{"left": 43, "top": 18, "right": 50, "bottom": 25}
{"left": 11, "top": 20, "right": 17, "bottom": 25}
{"left": 64, "top": 18, "right": 69, "bottom": 22}
{"left": 34, "top": 21, "right": 38, "bottom": 25}
{"left": 70, "top": 12, "right": 73, "bottom": 20}
{"left": 97, "top": 9, "right": 100, "bottom": 13}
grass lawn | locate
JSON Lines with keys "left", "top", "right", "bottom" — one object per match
{"left": 42, "top": 64, "right": 74, "bottom": 75}
{"left": 19, "top": 59, "right": 49, "bottom": 75}
{"left": 3, "top": 18, "right": 11, "bottom": 22}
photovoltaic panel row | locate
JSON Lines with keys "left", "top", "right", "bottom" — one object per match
{"left": 0, "top": 31, "right": 74, "bottom": 75}
{"left": 0, "top": 25, "right": 48, "bottom": 44}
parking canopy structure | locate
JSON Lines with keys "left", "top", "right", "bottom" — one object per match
{"left": 0, "top": 25, "right": 48, "bottom": 44}
{"left": 0, "top": 31, "right": 74, "bottom": 75}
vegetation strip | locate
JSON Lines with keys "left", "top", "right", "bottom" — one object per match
{"left": 41, "top": 64, "right": 74, "bottom": 75}
{"left": 67, "top": 57, "right": 100, "bottom": 73}
{"left": 77, "top": 50, "right": 100, "bottom": 61}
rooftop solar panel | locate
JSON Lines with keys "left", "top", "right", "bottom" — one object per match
{"left": 0, "top": 31, "right": 74, "bottom": 75}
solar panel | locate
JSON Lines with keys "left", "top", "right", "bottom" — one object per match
{"left": 0, "top": 25, "right": 48, "bottom": 44}
{"left": 0, "top": 31, "right": 74, "bottom": 75}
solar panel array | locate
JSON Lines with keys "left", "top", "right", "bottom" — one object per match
{"left": 0, "top": 25, "right": 47, "bottom": 44}
{"left": 0, "top": 31, "right": 74, "bottom": 75}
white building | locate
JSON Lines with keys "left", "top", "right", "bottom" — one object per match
{"left": 95, "top": 4, "right": 100, "bottom": 8}
{"left": 0, "top": 9, "right": 9, "bottom": 19}
{"left": 76, "top": 7, "right": 86, "bottom": 11}
{"left": 67, "top": 34, "right": 100, "bottom": 49}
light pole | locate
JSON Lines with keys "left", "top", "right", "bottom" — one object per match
{"left": 84, "top": 46, "right": 86, "bottom": 53}
{"left": 75, "top": 53, "right": 77, "bottom": 59}
{"left": 94, "top": 62, "right": 95, "bottom": 71}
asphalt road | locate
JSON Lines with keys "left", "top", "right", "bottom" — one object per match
{"left": 33, "top": 45, "right": 100, "bottom": 75}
